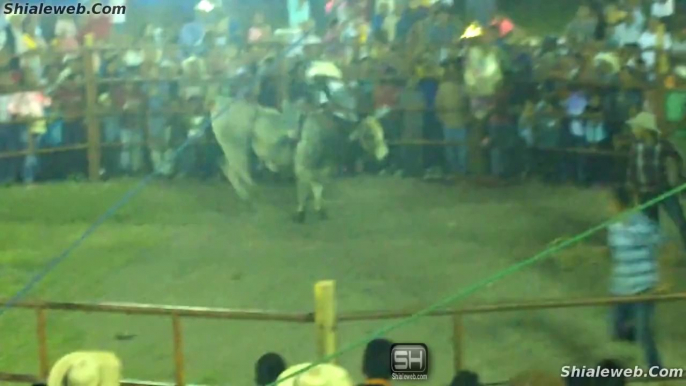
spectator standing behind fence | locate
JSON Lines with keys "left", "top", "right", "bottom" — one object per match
{"left": 120, "top": 82, "right": 145, "bottom": 175}
{"left": 53, "top": 14, "right": 79, "bottom": 53}
{"left": 8, "top": 68, "right": 51, "bottom": 184}
{"left": 607, "top": 186, "right": 663, "bottom": 369}
{"left": 484, "top": 88, "right": 518, "bottom": 179}
{"left": 463, "top": 24, "right": 503, "bottom": 176}
{"left": 248, "top": 12, "right": 272, "bottom": 43}
{"left": 565, "top": 5, "right": 598, "bottom": 47}
{"left": 626, "top": 112, "right": 686, "bottom": 251}
{"left": 436, "top": 59, "right": 468, "bottom": 175}
{"left": 610, "top": 6, "right": 645, "bottom": 47}
{"left": 638, "top": 18, "right": 672, "bottom": 71}
{"left": 650, "top": 0, "right": 674, "bottom": 31}
{"left": 398, "top": 73, "right": 425, "bottom": 177}
{"left": 53, "top": 70, "right": 87, "bottom": 179}
{"left": 0, "top": 74, "right": 15, "bottom": 184}
{"left": 531, "top": 97, "right": 562, "bottom": 182}
{"left": 145, "top": 65, "right": 174, "bottom": 177}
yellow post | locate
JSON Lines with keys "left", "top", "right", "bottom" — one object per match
{"left": 83, "top": 33, "right": 101, "bottom": 181}
{"left": 314, "top": 280, "right": 336, "bottom": 362}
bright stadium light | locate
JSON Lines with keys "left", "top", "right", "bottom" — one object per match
{"left": 195, "top": 0, "right": 215, "bottom": 12}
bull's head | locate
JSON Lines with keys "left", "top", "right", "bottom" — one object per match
{"left": 349, "top": 107, "right": 390, "bottom": 161}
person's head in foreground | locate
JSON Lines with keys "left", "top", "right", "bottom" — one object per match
{"left": 362, "top": 338, "right": 394, "bottom": 381}
{"left": 47, "top": 351, "right": 121, "bottom": 386}
{"left": 593, "top": 359, "right": 626, "bottom": 386}
{"left": 255, "top": 352, "right": 287, "bottom": 386}
{"left": 277, "top": 363, "right": 353, "bottom": 386}
{"left": 450, "top": 370, "right": 480, "bottom": 386}
{"left": 509, "top": 369, "right": 565, "bottom": 386}
{"left": 565, "top": 374, "right": 591, "bottom": 386}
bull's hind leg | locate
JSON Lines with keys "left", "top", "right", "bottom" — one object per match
{"left": 311, "top": 182, "right": 327, "bottom": 220}
{"left": 294, "top": 180, "right": 310, "bottom": 223}
{"left": 220, "top": 157, "right": 250, "bottom": 200}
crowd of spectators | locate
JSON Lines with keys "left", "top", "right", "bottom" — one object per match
{"left": 0, "top": 0, "right": 684, "bottom": 186}
{"left": 40, "top": 342, "right": 639, "bottom": 386}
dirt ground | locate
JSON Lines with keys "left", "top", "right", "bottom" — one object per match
{"left": 1, "top": 177, "right": 686, "bottom": 385}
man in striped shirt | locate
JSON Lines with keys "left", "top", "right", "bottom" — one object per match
{"left": 608, "top": 186, "right": 662, "bottom": 369}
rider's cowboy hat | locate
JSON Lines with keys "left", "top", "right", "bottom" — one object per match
{"left": 627, "top": 112, "right": 659, "bottom": 133}
{"left": 276, "top": 363, "right": 353, "bottom": 386}
{"left": 47, "top": 352, "right": 121, "bottom": 386}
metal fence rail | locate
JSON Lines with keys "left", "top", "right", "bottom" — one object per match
{"left": 1, "top": 291, "right": 684, "bottom": 385}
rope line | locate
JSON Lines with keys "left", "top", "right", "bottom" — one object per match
{"left": 270, "top": 182, "right": 686, "bottom": 385}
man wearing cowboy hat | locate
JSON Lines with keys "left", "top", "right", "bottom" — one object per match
{"left": 626, "top": 111, "right": 686, "bottom": 250}
{"left": 47, "top": 351, "right": 121, "bottom": 386}
{"left": 277, "top": 362, "right": 354, "bottom": 386}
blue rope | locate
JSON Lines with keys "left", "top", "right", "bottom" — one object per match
{"left": 0, "top": 26, "right": 322, "bottom": 318}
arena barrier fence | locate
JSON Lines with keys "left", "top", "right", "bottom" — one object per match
{"left": 1, "top": 282, "right": 685, "bottom": 385}
{"left": 2, "top": 38, "right": 685, "bottom": 181}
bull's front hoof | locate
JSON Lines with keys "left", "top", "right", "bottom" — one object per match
{"left": 316, "top": 209, "right": 328, "bottom": 220}
{"left": 293, "top": 211, "right": 306, "bottom": 223}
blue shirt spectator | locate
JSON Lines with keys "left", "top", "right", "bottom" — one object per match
{"left": 179, "top": 20, "right": 205, "bottom": 56}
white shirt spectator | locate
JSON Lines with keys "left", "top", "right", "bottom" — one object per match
{"left": 613, "top": 22, "right": 642, "bottom": 46}
{"left": 0, "top": 94, "right": 12, "bottom": 124}
{"left": 110, "top": 0, "right": 127, "bottom": 24}
{"left": 585, "top": 121, "right": 607, "bottom": 143}
{"left": 570, "top": 119, "right": 585, "bottom": 137}
{"left": 288, "top": 0, "right": 311, "bottom": 28}
{"left": 650, "top": 0, "right": 674, "bottom": 18}
{"left": 638, "top": 30, "right": 672, "bottom": 68}
{"left": 55, "top": 17, "right": 77, "bottom": 38}
{"left": 10, "top": 25, "right": 26, "bottom": 56}
{"left": 612, "top": 10, "right": 645, "bottom": 46}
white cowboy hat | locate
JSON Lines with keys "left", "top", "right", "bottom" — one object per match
{"left": 47, "top": 352, "right": 121, "bottom": 386}
{"left": 461, "top": 22, "right": 483, "bottom": 39}
{"left": 627, "top": 112, "right": 659, "bottom": 133}
{"left": 593, "top": 52, "right": 621, "bottom": 74}
{"left": 306, "top": 61, "right": 343, "bottom": 79}
{"left": 277, "top": 363, "right": 353, "bottom": 386}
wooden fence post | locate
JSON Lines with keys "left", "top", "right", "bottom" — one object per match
{"left": 451, "top": 314, "right": 464, "bottom": 373}
{"left": 314, "top": 280, "right": 336, "bottom": 362}
{"left": 171, "top": 314, "right": 186, "bottom": 386}
{"left": 35, "top": 308, "right": 49, "bottom": 378}
{"left": 82, "top": 33, "right": 101, "bottom": 181}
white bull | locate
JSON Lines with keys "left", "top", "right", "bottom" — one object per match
{"left": 211, "top": 96, "right": 390, "bottom": 222}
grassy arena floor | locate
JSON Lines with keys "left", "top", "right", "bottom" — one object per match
{"left": 2, "top": 177, "right": 686, "bottom": 385}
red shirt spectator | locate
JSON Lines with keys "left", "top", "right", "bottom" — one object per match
{"left": 373, "top": 82, "right": 400, "bottom": 110}
{"left": 79, "top": 14, "right": 112, "bottom": 43}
